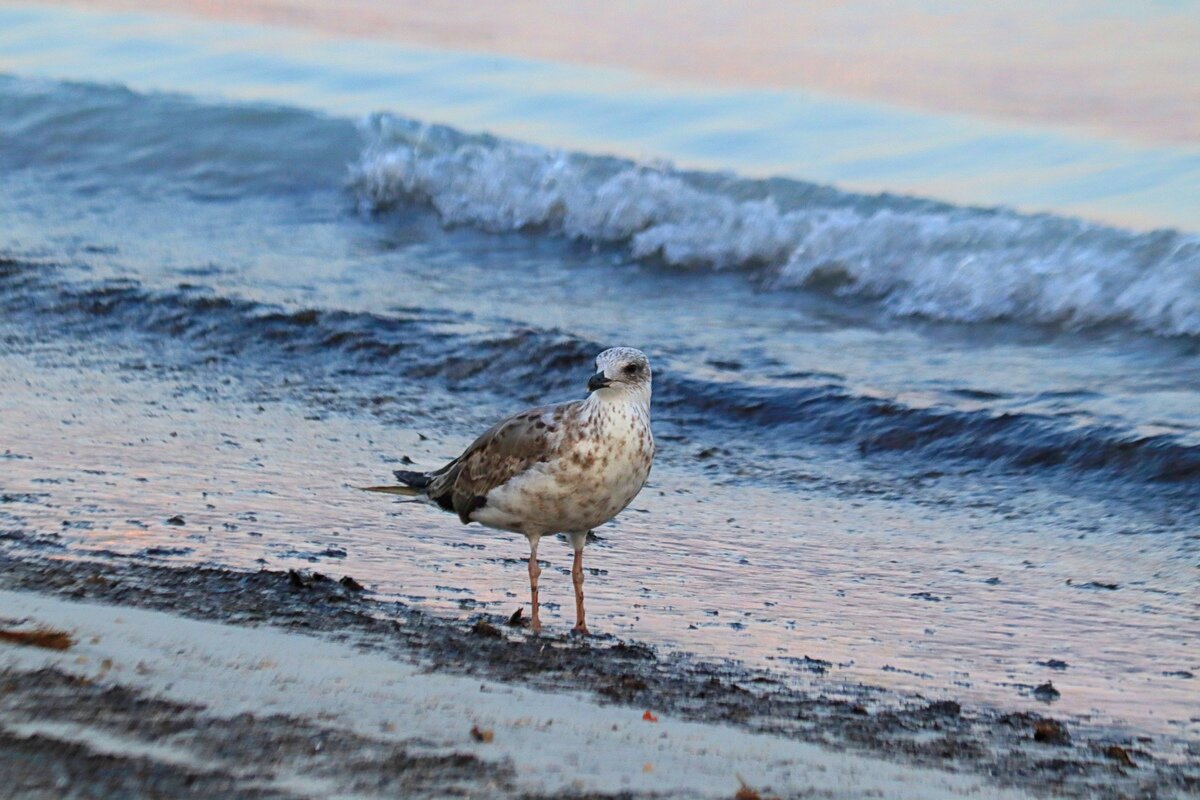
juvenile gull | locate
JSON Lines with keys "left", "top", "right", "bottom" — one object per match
{"left": 362, "top": 347, "right": 654, "bottom": 634}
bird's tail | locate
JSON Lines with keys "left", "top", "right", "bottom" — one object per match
{"left": 392, "top": 469, "right": 433, "bottom": 489}
{"left": 358, "top": 485, "right": 423, "bottom": 496}
{"left": 358, "top": 467, "right": 433, "bottom": 497}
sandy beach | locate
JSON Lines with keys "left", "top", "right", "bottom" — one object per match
{"left": 2, "top": 554, "right": 1195, "bottom": 799}
{"left": 2, "top": 2, "right": 1198, "bottom": 797}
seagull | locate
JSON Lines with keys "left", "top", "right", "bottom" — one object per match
{"left": 362, "top": 347, "right": 654, "bottom": 635}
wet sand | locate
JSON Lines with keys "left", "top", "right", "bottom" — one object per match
{"left": 1, "top": 553, "right": 1195, "bottom": 799}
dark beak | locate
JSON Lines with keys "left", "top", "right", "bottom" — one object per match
{"left": 587, "top": 372, "right": 612, "bottom": 392}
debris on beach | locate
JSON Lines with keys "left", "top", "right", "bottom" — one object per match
{"left": 1033, "top": 681, "right": 1061, "bottom": 702}
{"left": 471, "top": 619, "right": 503, "bottom": 638}
{"left": 734, "top": 775, "right": 760, "bottom": 800}
{"left": 506, "top": 607, "right": 526, "bottom": 627}
{"left": 286, "top": 569, "right": 339, "bottom": 590}
{"left": 0, "top": 626, "right": 73, "bottom": 650}
{"left": 610, "top": 640, "right": 655, "bottom": 660}
{"left": 1033, "top": 719, "right": 1070, "bottom": 745}
{"left": 1068, "top": 579, "right": 1119, "bottom": 590}
{"left": 778, "top": 654, "right": 831, "bottom": 674}
{"left": 1104, "top": 745, "right": 1136, "bottom": 767}
{"left": 918, "top": 700, "right": 961, "bottom": 719}
{"left": 1, "top": 556, "right": 1195, "bottom": 798}
{"left": 469, "top": 724, "right": 494, "bottom": 743}
{"left": 598, "top": 674, "right": 649, "bottom": 701}
{"left": 165, "top": 514, "right": 185, "bottom": 526}
{"left": 733, "top": 775, "right": 779, "bottom": 800}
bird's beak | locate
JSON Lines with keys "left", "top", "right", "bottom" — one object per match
{"left": 587, "top": 372, "right": 612, "bottom": 392}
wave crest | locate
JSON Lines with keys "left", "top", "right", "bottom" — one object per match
{"left": 352, "top": 114, "right": 1200, "bottom": 337}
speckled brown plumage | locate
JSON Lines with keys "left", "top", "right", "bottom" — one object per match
{"left": 368, "top": 347, "right": 655, "bottom": 635}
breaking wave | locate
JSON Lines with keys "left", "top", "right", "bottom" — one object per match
{"left": 7, "top": 75, "right": 1198, "bottom": 339}
{"left": 353, "top": 114, "right": 1200, "bottom": 337}
{"left": 6, "top": 75, "right": 1199, "bottom": 339}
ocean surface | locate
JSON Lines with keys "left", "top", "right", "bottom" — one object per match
{"left": 1, "top": 4, "right": 1198, "bottom": 754}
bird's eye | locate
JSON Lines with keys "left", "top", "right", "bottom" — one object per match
{"left": 623, "top": 363, "right": 639, "bottom": 375}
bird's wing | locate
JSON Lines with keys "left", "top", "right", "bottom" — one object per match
{"left": 428, "top": 401, "right": 580, "bottom": 523}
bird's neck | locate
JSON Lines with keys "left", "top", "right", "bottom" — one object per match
{"left": 585, "top": 387, "right": 651, "bottom": 420}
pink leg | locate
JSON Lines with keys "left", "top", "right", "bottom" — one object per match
{"left": 527, "top": 538, "right": 543, "bottom": 634}
{"left": 571, "top": 547, "right": 589, "bottom": 636}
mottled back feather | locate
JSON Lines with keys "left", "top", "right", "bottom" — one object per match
{"left": 426, "top": 402, "right": 579, "bottom": 523}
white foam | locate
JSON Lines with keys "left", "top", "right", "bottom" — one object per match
{"left": 352, "top": 115, "right": 1200, "bottom": 337}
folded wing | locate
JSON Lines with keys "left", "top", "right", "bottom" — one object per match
{"left": 424, "top": 402, "right": 576, "bottom": 523}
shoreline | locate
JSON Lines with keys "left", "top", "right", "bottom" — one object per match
{"left": 1, "top": 552, "right": 1194, "bottom": 798}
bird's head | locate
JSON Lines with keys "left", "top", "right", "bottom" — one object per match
{"left": 587, "top": 347, "right": 652, "bottom": 404}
